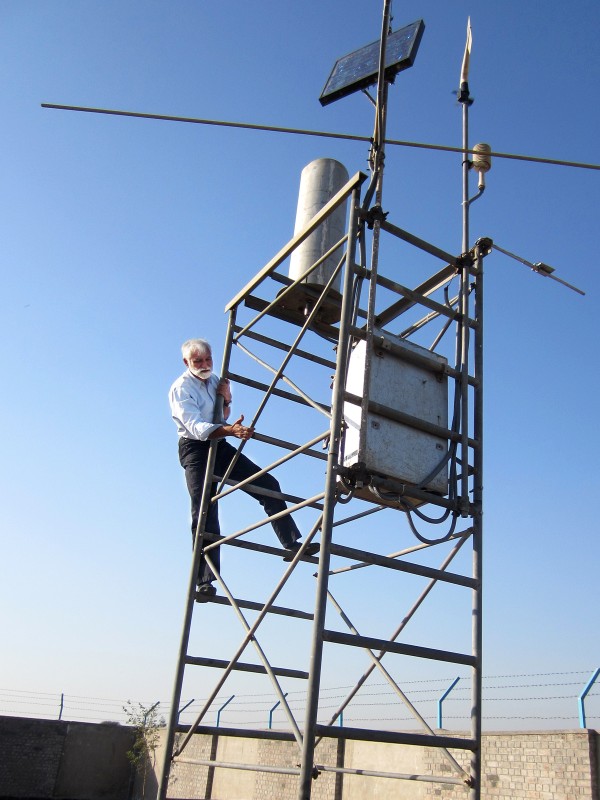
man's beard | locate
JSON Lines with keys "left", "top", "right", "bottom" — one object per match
{"left": 190, "top": 367, "right": 212, "bottom": 380}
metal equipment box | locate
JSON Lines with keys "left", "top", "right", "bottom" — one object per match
{"left": 343, "top": 330, "right": 449, "bottom": 501}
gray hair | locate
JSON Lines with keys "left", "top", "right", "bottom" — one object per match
{"left": 181, "top": 338, "right": 212, "bottom": 360}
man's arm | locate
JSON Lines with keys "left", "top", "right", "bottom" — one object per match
{"left": 216, "top": 378, "right": 232, "bottom": 422}
{"left": 169, "top": 383, "right": 222, "bottom": 441}
{"left": 209, "top": 415, "right": 254, "bottom": 441}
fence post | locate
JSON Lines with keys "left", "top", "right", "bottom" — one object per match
{"left": 216, "top": 695, "right": 235, "bottom": 728}
{"left": 268, "top": 694, "right": 288, "bottom": 730}
{"left": 437, "top": 677, "right": 460, "bottom": 729}
{"left": 177, "top": 698, "right": 195, "bottom": 721}
{"left": 578, "top": 668, "right": 600, "bottom": 728}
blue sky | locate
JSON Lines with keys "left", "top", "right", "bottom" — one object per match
{"left": 1, "top": 1, "right": 598, "bottom": 731}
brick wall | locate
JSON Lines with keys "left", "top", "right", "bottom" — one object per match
{"left": 1, "top": 716, "right": 598, "bottom": 799}
{"left": 162, "top": 733, "right": 341, "bottom": 800}
{"left": 0, "top": 715, "right": 134, "bottom": 800}
{"left": 424, "top": 730, "right": 598, "bottom": 799}
{"left": 0, "top": 716, "right": 65, "bottom": 797}
{"left": 162, "top": 728, "right": 599, "bottom": 800}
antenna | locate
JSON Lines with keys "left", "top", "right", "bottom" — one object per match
{"left": 456, "top": 20, "right": 584, "bottom": 297}
{"left": 458, "top": 18, "right": 474, "bottom": 254}
{"left": 492, "top": 243, "right": 585, "bottom": 295}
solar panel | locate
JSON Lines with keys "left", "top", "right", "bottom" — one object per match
{"left": 319, "top": 19, "right": 425, "bottom": 106}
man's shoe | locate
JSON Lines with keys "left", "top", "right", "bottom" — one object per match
{"left": 197, "top": 582, "right": 217, "bottom": 600}
{"left": 283, "top": 541, "right": 319, "bottom": 562}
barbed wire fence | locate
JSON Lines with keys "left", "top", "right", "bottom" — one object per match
{"left": 1, "top": 669, "right": 597, "bottom": 731}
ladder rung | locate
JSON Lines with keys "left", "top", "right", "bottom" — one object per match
{"left": 375, "top": 262, "right": 458, "bottom": 327}
{"left": 175, "top": 723, "right": 296, "bottom": 742}
{"left": 175, "top": 756, "right": 300, "bottom": 777}
{"left": 184, "top": 656, "right": 308, "bottom": 680}
{"left": 173, "top": 722, "right": 476, "bottom": 754}
{"left": 322, "top": 629, "right": 476, "bottom": 667}
{"left": 214, "top": 473, "right": 326, "bottom": 508}
{"left": 252, "top": 430, "right": 328, "bottom": 463}
{"left": 329, "top": 542, "right": 476, "bottom": 588}
{"left": 243, "top": 294, "right": 341, "bottom": 339}
{"left": 315, "top": 762, "right": 468, "bottom": 787}
{"left": 229, "top": 370, "right": 327, "bottom": 410}
{"left": 196, "top": 592, "right": 313, "bottom": 620}
{"left": 233, "top": 323, "right": 336, "bottom": 370}
{"left": 226, "top": 538, "right": 319, "bottom": 563}
{"left": 314, "top": 723, "right": 476, "bottom": 751}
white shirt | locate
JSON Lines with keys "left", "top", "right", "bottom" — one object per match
{"left": 169, "top": 370, "right": 225, "bottom": 441}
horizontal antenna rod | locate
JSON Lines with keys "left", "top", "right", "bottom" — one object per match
{"left": 41, "top": 103, "right": 600, "bottom": 173}
{"left": 492, "top": 243, "right": 585, "bottom": 296}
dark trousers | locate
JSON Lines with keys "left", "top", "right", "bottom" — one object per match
{"left": 178, "top": 437, "right": 300, "bottom": 584}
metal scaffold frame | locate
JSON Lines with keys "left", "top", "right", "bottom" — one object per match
{"left": 157, "top": 166, "right": 488, "bottom": 800}
{"left": 157, "top": 5, "right": 487, "bottom": 799}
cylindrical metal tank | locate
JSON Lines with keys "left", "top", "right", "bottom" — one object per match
{"left": 280, "top": 158, "right": 349, "bottom": 324}
{"left": 289, "top": 158, "right": 349, "bottom": 288}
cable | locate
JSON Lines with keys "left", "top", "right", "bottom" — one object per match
{"left": 41, "top": 104, "right": 600, "bottom": 172}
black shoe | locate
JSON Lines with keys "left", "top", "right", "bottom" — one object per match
{"left": 197, "top": 582, "right": 217, "bottom": 600}
{"left": 282, "top": 541, "right": 319, "bottom": 562}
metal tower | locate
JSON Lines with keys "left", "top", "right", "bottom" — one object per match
{"left": 157, "top": 6, "right": 488, "bottom": 799}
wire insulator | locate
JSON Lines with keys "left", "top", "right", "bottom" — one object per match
{"left": 472, "top": 142, "right": 492, "bottom": 189}
{"left": 472, "top": 142, "right": 492, "bottom": 172}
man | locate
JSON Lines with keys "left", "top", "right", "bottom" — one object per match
{"left": 169, "top": 338, "right": 316, "bottom": 597}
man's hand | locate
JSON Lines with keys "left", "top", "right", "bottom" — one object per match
{"left": 228, "top": 414, "right": 254, "bottom": 441}
{"left": 217, "top": 378, "right": 232, "bottom": 405}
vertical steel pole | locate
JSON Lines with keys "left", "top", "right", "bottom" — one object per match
{"left": 157, "top": 483, "right": 212, "bottom": 798}
{"left": 459, "top": 85, "right": 471, "bottom": 514}
{"left": 157, "top": 311, "right": 238, "bottom": 800}
{"left": 359, "top": 0, "right": 390, "bottom": 476}
{"left": 459, "top": 67, "right": 482, "bottom": 798}
{"left": 220, "top": 307, "right": 238, "bottom": 384}
{"left": 470, "top": 240, "right": 485, "bottom": 800}
{"left": 461, "top": 93, "right": 470, "bottom": 255}
{"left": 297, "top": 187, "right": 362, "bottom": 800}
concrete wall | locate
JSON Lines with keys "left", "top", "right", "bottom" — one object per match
{"left": 1, "top": 715, "right": 598, "bottom": 800}
{"left": 423, "top": 730, "right": 599, "bottom": 799}
{"left": 159, "top": 734, "right": 341, "bottom": 800}
{"left": 0, "top": 715, "right": 134, "bottom": 800}
{"left": 156, "top": 728, "right": 599, "bottom": 800}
